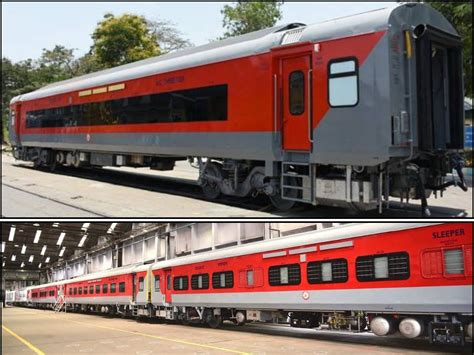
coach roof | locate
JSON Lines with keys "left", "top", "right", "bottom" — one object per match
{"left": 11, "top": 3, "right": 455, "bottom": 105}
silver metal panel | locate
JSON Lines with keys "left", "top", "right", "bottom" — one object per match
{"left": 171, "top": 285, "right": 472, "bottom": 314}
{"left": 319, "top": 240, "right": 354, "bottom": 251}
{"left": 288, "top": 246, "right": 317, "bottom": 255}
{"left": 262, "top": 251, "right": 287, "bottom": 259}
{"left": 20, "top": 132, "right": 278, "bottom": 161}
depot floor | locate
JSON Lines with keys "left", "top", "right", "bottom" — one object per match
{"left": 2, "top": 307, "right": 471, "bottom": 355}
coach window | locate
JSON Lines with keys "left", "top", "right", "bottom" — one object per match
{"left": 269, "top": 264, "right": 301, "bottom": 286}
{"left": 119, "top": 282, "right": 126, "bottom": 293}
{"left": 84, "top": 287, "right": 88, "bottom": 295}
{"left": 191, "top": 274, "right": 209, "bottom": 290}
{"left": 173, "top": 276, "right": 189, "bottom": 291}
{"left": 307, "top": 259, "right": 348, "bottom": 284}
{"left": 289, "top": 71, "right": 305, "bottom": 115}
{"left": 78, "top": 287, "right": 82, "bottom": 295}
{"left": 167, "top": 275, "right": 171, "bottom": 290}
{"left": 444, "top": 248, "right": 464, "bottom": 275}
{"left": 89, "top": 286, "right": 94, "bottom": 294}
{"left": 103, "top": 284, "right": 108, "bottom": 293}
{"left": 96, "top": 285, "right": 100, "bottom": 294}
{"left": 356, "top": 252, "right": 409, "bottom": 282}
{"left": 212, "top": 271, "right": 234, "bottom": 289}
{"left": 110, "top": 283, "right": 116, "bottom": 293}
{"left": 74, "top": 288, "right": 77, "bottom": 295}
{"left": 328, "top": 58, "right": 359, "bottom": 107}
{"left": 69, "top": 289, "right": 72, "bottom": 296}
{"left": 154, "top": 276, "right": 160, "bottom": 292}
{"left": 247, "top": 270, "right": 254, "bottom": 286}
{"left": 139, "top": 277, "right": 144, "bottom": 292}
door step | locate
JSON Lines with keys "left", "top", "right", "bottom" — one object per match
{"left": 281, "top": 161, "right": 316, "bottom": 204}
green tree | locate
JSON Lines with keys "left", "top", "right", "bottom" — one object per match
{"left": 91, "top": 13, "right": 161, "bottom": 68}
{"left": 426, "top": 1, "right": 472, "bottom": 96}
{"left": 221, "top": 1, "right": 283, "bottom": 38}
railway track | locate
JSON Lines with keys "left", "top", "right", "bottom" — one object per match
{"left": 6, "top": 161, "right": 469, "bottom": 218}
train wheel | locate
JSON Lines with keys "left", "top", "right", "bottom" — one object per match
{"left": 207, "top": 315, "right": 222, "bottom": 329}
{"left": 201, "top": 162, "right": 222, "bottom": 200}
{"left": 268, "top": 175, "right": 297, "bottom": 211}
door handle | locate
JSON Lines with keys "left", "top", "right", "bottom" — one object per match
{"left": 308, "top": 69, "right": 313, "bottom": 143}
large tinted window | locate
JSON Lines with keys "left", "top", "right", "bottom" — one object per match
{"left": 26, "top": 85, "right": 228, "bottom": 128}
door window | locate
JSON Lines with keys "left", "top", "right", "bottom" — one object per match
{"left": 289, "top": 71, "right": 305, "bottom": 115}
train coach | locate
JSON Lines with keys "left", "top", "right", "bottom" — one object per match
{"left": 25, "top": 223, "right": 472, "bottom": 345}
{"left": 8, "top": 3, "right": 468, "bottom": 214}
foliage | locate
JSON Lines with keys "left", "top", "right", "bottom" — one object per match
{"left": 148, "top": 19, "right": 192, "bottom": 53}
{"left": 426, "top": 1, "right": 472, "bottom": 97}
{"left": 221, "top": 1, "right": 283, "bottom": 38}
{"left": 90, "top": 13, "right": 161, "bottom": 68}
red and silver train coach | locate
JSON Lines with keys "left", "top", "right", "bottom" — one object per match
{"left": 25, "top": 223, "right": 472, "bottom": 345}
{"left": 9, "top": 3, "right": 467, "bottom": 213}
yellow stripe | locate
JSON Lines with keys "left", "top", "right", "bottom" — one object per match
{"left": 108, "top": 83, "right": 125, "bottom": 92}
{"left": 92, "top": 87, "right": 107, "bottom": 94}
{"left": 78, "top": 89, "right": 92, "bottom": 97}
{"left": 65, "top": 319, "right": 250, "bottom": 354}
{"left": 405, "top": 30, "right": 412, "bottom": 59}
{"left": 2, "top": 325, "right": 46, "bottom": 355}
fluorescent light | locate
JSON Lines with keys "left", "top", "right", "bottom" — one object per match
{"left": 9, "top": 226, "right": 16, "bottom": 241}
{"left": 38, "top": 263, "right": 42, "bottom": 268}
{"left": 45, "top": 257, "right": 50, "bottom": 263}
{"left": 29, "top": 255, "right": 34, "bottom": 263}
{"left": 107, "top": 223, "right": 118, "bottom": 233}
{"left": 34, "top": 230, "right": 42, "bottom": 243}
{"left": 57, "top": 232, "right": 66, "bottom": 245}
{"left": 21, "top": 245, "right": 26, "bottom": 254}
{"left": 20, "top": 262, "right": 25, "bottom": 268}
{"left": 59, "top": 247, "right": 66, "bottom": 257}
{"left": 78, "top": 235, "right": 87, "bottom": 247}
{"left": 41, "top": 245, "right": 47, "bottom": 255}
{"left": 82, "top": 223, "right": 90, "bottom": 230}
{"left": 1, "top": 242, "right": 5, "bottom": 253}
{"left": 52, "top": 223, "right": 59, "bottom": 227}
{"left": 11, "top": 254, "right": 16, "bottom": 261}
{"left": 2, "top": 262, "right": 5, "bottom": 267}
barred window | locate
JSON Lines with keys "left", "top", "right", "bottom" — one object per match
{"left": 356, "top": 252, "right": 409, "bottom": 282}
{"left": 78, "top": 287, "right": 82, "bottom": 295}
{"left": 83, "top": 287, "right": 88, "bottom": 295}
{"left": 89, "top": 286, "right": 94, "bottom": 294}
{"left": 103, "top": 284, "right": 108, "bottom": 293}
{"left": 269, "top": 264, "right": 301, "bottom": 286}
{"left": 110, "top": 283, "right": 116, "bottom": 293}
{"left": 444, "top": 248, "right": 464, "bottom": 275}
{"left": 212, "top": 271, "right": 234, "bottom": 289}
{"left": 191, "top": 274, "right": 209, "bottom": 290}
{"left": 95, "top": 285, "right": 100, "bottom": 294}
{"left": 173, "top": 276, "right": 189, "bottom": 291}
{"left": 307, "top": 259, "right": 348, "bottom": 284}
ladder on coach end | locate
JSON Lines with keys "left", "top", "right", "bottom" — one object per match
{"left": 281, "top": 152, "right": 315, "bottom": 204}
{"left": 53, "top": 295, "right": 66, "bottom": 312}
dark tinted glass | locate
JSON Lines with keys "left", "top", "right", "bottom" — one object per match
{"left": 119, "top": 282, "right": 126, "bottom": 292}
{"left": 110, "top": 283, "right": 116, "bottom": 293}
{"left": 103, "top": 284, "right": 108, "bottom": 293}
{"left": 95, "top": 285, "right": 100, "bottom": 294}
{"left": 289, "top": 71, "right": 305, "bottom": 115}
{"left": 26, "top": 85, "right": 228, "bottom": 128}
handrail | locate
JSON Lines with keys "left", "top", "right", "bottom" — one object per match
{"left": 308, "top": 69, "right": 314, "bottom": 143}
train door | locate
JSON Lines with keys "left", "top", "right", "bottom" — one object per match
{"left": 281, "top": 54, "right": 312, "bottom": 151}
{"left": 132, "top": 273, "right": 137, "bottom": 303}
{"left": 415, "top": 25, "right": 464, "bottom": 151}
{"left": 164, "top": 269, "right": 172, "bottom": 304}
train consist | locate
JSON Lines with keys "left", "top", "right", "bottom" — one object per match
{"left": 14, "top": 223, "right": 473, "bottom": 346}
{"left": 8, "top": 3, "right": 468, "bottom": 214}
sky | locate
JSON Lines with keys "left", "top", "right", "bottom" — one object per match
{"left": 2, "top": 2, "right": 394, "bottom": 63}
